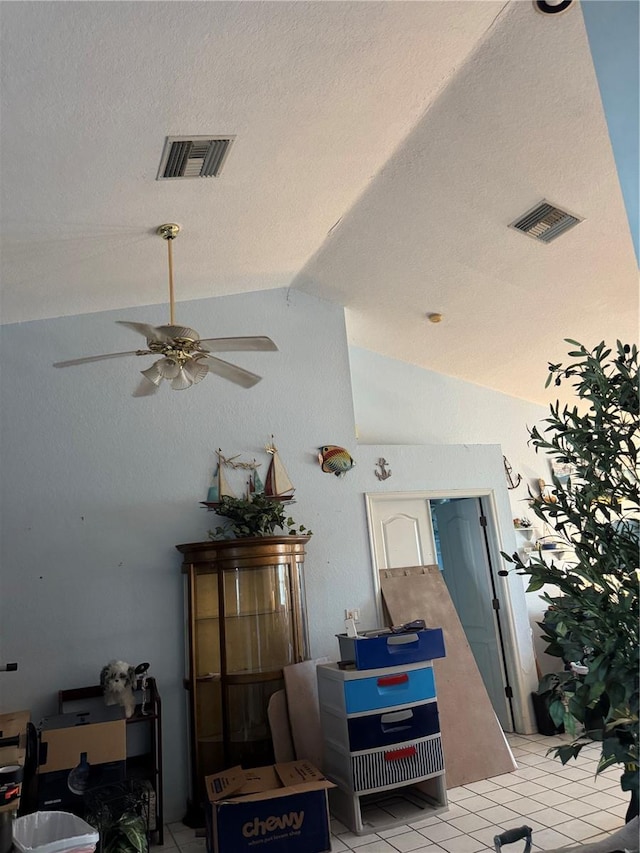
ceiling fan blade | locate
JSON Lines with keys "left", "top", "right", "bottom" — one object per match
{"left": 132, "top": 377, "right": 160, "bottom": 397}
{"left": 204, "top": 355, "right": 262, "bottom": 388}
{"left": 198, "top": 336, "right": 278, "bottom": 353}
{"left": 53, "top": 350, "right": 145, "bottom": 368}
{"left": 116, "top": 321, "right": 173, "bottom": 343}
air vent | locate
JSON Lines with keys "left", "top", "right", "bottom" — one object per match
{"left": 157, "top": 136, "right": 235, "bottom": 180}
{"left": 509, "top": 201, "right": 582, "bottom": 243}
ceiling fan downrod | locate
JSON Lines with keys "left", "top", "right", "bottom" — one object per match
{"left": 157, "top": 223, "right": 180, "bottom": 326}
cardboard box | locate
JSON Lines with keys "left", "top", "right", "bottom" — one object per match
{"left": 205, "top": 761, "right": 335, "bottom": 853}
{"left": 37, "top": 707, "right": 126, "bottom": 812}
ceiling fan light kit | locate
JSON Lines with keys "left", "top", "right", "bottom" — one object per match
{"left": 53, "top": 224, "right": 278, "bottom": 394}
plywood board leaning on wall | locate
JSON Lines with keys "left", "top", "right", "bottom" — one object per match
{"left": 380, "top": 565, "right": 516, "bottom": 788}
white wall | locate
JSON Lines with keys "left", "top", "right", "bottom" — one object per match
{"left": 349, "top": 346, "right": 559, "bottom": 675}
{"left": 0, "top": 288, "right": 365, "bottom": 821}
{"left": 0, "top": 292, "right": 554, "bottom": 820}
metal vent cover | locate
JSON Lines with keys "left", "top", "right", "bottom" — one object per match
{"left": 157, "top": 136, "right": 235, "bottom": 180}
{"left": 509, "top": 200, "right": 582, "bottom": 243}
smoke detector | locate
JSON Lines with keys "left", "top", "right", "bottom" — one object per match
{"left": 534, "top": 1, "right": 575, "bottom": 15}
{"left": 509, "top": 200, "right": 583, "bottom": 244}
{"left": 157, "top": 136, "right": 235, "bottom": 180}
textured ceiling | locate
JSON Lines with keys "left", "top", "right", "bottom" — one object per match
{"left": 1, "top": 1, "right": 637, "bottom": 405}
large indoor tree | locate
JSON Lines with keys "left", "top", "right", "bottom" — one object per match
{"left": 503, "top": 340, "right": 639, "bottom": 822}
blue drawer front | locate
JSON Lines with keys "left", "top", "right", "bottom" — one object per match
{"left": 337, "top": 628, "right": 445, "bottom": 670}
{"left": 348, "top": 701, "right": 440, "bottom": 752}
{"left": 344, "top": 666, "right": 436, "bottom": 714}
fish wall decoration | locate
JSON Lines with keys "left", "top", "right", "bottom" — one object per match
{"left": 318, "top": 445, "right": 356, "bottom": 477}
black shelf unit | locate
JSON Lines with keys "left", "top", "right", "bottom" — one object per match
{"left": 57, "top": 677, "right": 164, "bottom": 845}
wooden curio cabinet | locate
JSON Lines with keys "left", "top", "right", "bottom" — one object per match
{"left": 177, "top": 535, "right": 310, "bottom": 813}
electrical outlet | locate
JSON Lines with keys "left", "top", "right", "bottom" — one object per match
{"left": 344, "top": 608, "right": 360, "bottom": 622}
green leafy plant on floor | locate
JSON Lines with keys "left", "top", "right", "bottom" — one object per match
{"left": 501, "top": 340, "right": 639, "bottom": 820}
{"left": 101, "top": 813, "right": 148, "bottom": 853}
{"left": 208, "top": 493, "right": 312, "bottom": 539}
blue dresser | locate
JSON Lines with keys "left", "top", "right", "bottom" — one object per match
{"left": 317, "top": 658, "right": 448, "bottom": 834}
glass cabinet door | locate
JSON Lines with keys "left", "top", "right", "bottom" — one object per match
{"left": 179, "top": 536, "right": 310, "bottom": 814}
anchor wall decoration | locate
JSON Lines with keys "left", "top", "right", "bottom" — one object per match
{"left": 503, "top": 455, "right": 522, "bottom": 490}
{"left": 375, "top": 458, "right": 392, "bottom": 481}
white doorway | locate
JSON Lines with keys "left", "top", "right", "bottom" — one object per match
{"left": 366, "top": 490, "right": 515, "bottom": 731}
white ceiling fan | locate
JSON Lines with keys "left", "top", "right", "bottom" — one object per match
{"left": 53, "top": 223, "right": 278, "bottom": 394}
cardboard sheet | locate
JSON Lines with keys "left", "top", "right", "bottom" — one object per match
{"left": 267, "top": 690, "right": 295, "bottom": 763}
{"left": 380, "top": 565, "right": 516, "bottom": 788}
{"left": 283, "top": 658, "right": 328, "bottom": 770}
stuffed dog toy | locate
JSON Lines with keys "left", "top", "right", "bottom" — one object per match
{"left": 100, "top": 659, "right": 137, "bottom": 718}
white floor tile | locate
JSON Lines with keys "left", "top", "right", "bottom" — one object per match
{"left": 455, "top": 794, "right": 499, "bottom": 813}
{"left": 446, "top": 814, "right": 493, "bottom": 834}
{"left": 408, "top": 816, "right": 446, "bottom": 830}
{"left": 555, "top": 799, "right": 600, "bottom": 818}
{"left": 582, "top": 811, "right": 624, "bottom": 832}
{"left": 581, "top": 791, "right": 622, "bottom": 810}
{"left": 469, "top": 826, "right": 506, "bottom": 846}
{"left": 418, "top": 823, "right": 464, "bottom": 843}
{"left": 379, "top": 825, "right": 419, "bottom": 839}
{"left": 528, "top": 806, "right": 579, "bottom": 828}
{"left": 461, "top": 780, "right": 501, "bottom": 795}
{"left": 475, "top": 805, "right": 523, "bottom": 825}
{"left": 349, "top": 840, "right": 398, "bottom": 853}
{"left": 481, "top": 788, "right": 523, "bottom": 805}
{"left": 530, "top": 827, "right": 575, "bottom": 849}
{"left": 503, "top": 781, "right": 547, "bottom": 798}
{"left": 554, "top": 818, "right": 607, "bottom": 842}
{"left": 178, "top": 841, "right": 206, "bottom": 853}
{"left": 554, "top": 781, "right": 597, "bottom": 799}
{"left": 526, "top": 788, "right": 571, "bottom": 807}
{"left": 605, "top": 801, "right": 630, "bottom": 819}
{"left": 384, "top": 830, "right": 435, "bottom": 852}
{"left": 503, "top": 796, "right": 548, "bottom": 816}
{"left": 527, "top": 773, "right": 572, "bottom": 791}
{"left": 436, "top": 835, "right": 486, "bottom": 853}
{"left": 448, "top": 787, "right": 480, "bottom": 802}
{"left": 510, "top": 767, "right": 548, "bottom": 782}
{"left": 331, "top": 837, "right": 350, "bottom": 852}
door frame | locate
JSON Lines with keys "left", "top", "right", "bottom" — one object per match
{"left": 366, "top": 488, "right": 517, "bottom": 731}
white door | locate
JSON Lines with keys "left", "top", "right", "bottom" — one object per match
{"left": 431, "top": 498, "right": 510, "bottom": 729}
{"left": 368, "top": 493, "right": 511, "bottom": 729}
{"left": 369, "top": 496, "right": 437, "bottom": 573}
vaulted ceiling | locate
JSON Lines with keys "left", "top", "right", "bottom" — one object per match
{"left": 1, "top": 1, "right": 637, "bottom": 405}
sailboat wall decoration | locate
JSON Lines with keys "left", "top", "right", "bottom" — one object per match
{"left": 201, "top": 440, "right": 295, "bottom": 509}
{"left": 263, "top": 439, "right": 295, "bottom": 502}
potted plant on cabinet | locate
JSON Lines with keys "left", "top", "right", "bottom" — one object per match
{"left": 501, "top": 340, "right": 638, "bottom": 822}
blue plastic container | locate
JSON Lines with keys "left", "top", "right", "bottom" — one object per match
{"left": 337, "top": 627, "right": 445, "bottom": 670}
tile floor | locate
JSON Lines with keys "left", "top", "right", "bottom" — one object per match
{"left": 161, "top": 732, "right": 630, "bottom": 852}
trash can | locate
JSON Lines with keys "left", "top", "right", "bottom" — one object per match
{"left": 12, "top": 811, "right": 98, "bottom": 853}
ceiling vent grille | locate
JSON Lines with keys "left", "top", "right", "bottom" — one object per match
{"left": 157, "top": 136, "right": 235, "bottom": 180}
{"left": 510, "top": 201, "right": 582, "bottom": 243}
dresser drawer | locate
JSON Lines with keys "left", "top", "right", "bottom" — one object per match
{"left": 347, "top": 701, "right": 439, "bottom": 752}
{"left": 344, "top": 666, "right": 435, "bottom": 714}
{"left": 351, "top": 734, "right": 444, "bottom": 793}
